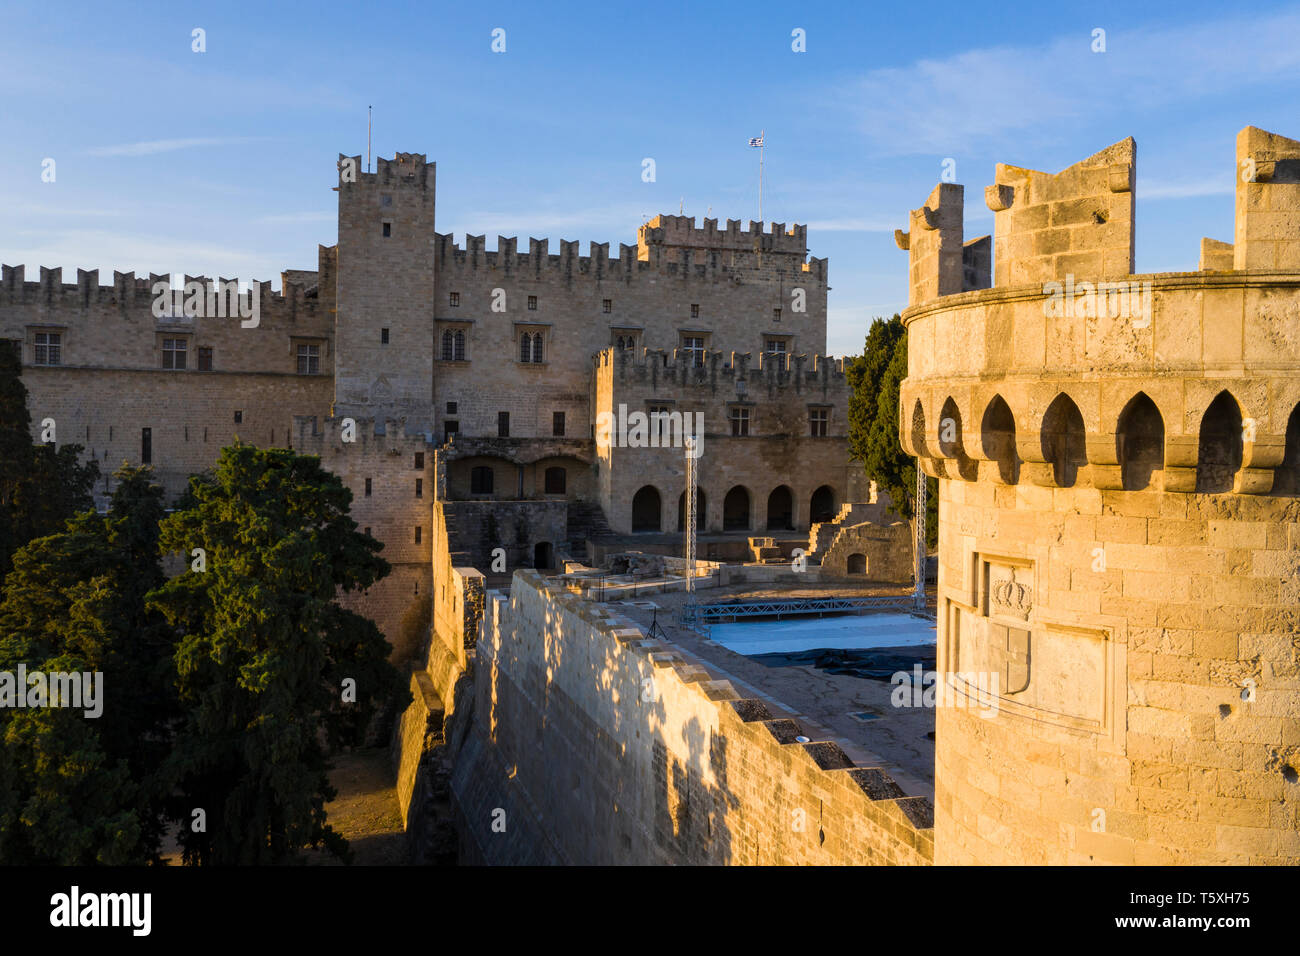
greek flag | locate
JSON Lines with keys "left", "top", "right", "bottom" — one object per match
{"left": 748, "top": 135, "right": 763, "bottom": 147}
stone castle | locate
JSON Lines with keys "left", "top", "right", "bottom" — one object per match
{"left": 899, "top": 126, "right": 1300, "bottom": 864}
{"left": 4, "top": 127, "right": 1296, "bottom": 866}
{"left": 1, "top": 151, "right": 861, "bottom": 664}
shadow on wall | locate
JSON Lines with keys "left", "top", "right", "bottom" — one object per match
{"left": 451, "top": 571, "right": 933, "bottom": 865}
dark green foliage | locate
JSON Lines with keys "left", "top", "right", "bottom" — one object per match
{"left": 846, "top": 317, "right": 938, "bottom": 550}
{"left": 0, "top": 466, "right": 173, "bottom": 864}
{"left": 147, "top": 444, "right": 408, "bottom": 864}
{"left": 0, "top": 340, "right": 99, "bottom": 583}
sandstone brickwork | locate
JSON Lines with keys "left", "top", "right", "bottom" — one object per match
{"left": 898, "top": 126, "right": 1300, "bottom": 865}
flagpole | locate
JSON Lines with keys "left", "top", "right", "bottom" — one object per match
{"left": 758, "top": 128, "right": 765, "bottom": 222}
{"left": 367, "top": 105, "right": 372, "bottom": 173}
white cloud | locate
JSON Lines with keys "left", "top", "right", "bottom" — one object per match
{"left": 843, "top": 10, "right": 1300, "bottom": 156}
{"left": 87, "top": 137, "right": 253, "bottom": 157}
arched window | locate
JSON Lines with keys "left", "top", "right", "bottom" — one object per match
{"left": 520, "top": 333, "right": 532, "bottom": 363}
{"left": 1041, "top": 393, "right": 1087, "bottom": 488}
{"left": 470, "top": 466, "right": 494, "bottom": 495}
{"left": 1274, "top": 404, "right": 1300, "bottom": 495}
{"left": 441, "top": 330, "right": 455, "bottom": 361}
{"left": 980, "top": 395, "right": 1020, "bottom": 485}
{"left": 1116, "top": 393, "right": 1164, "bottom": 492}
{"left": 544, "top": 467, "right": 566, "bottom": 495}
{"left": 938, "top": 396, "right": 977, "bottom": 480}
{"left": 1196, "top": 391, "right": 1243, "bottom": 493}
{"left": 910, "top": 400, "right": 927, "bottom": 457}
{"left": 532, "top": 332, "right": 544, "bottom": 364}
{"left": 453, "top": 329, "right": 465, "bottom": 361}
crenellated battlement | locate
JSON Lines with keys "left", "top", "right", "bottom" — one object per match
{"left": 595, "top": 345, "right": 845, "bottom": 393}
{"left": 432, "top": 225, "right": 827, "bottom": 283}
{"left": 337, "top": 151, "right": 435, "bottom": 190}
{"left": 0, "top": 263, "right": 324, "bottom": 313}
{"left": 637, "top": 214, "right": 807, "bottom": 257}
{"left": 903, "top": 125, "right": 1300, "bottom": 868}
{"left": 897, "top": 126, "right": 1300, "bottom": 499}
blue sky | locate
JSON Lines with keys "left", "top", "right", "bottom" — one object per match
{"left": 3, "top": 0, "right": 1299, "bottom": 356}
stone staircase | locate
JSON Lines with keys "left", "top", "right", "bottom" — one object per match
{"left": 807, "top": 502, "right": 887, "bottom": 563}
{"left": 565, "top": 500, "right": 616, "bottom": 558}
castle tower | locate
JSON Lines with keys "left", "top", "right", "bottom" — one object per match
{"left": 334, "top": 152, "right": 437, "bottom": 431}
{"left": 898, "top": 129, "right": 1300, "bottom": 864}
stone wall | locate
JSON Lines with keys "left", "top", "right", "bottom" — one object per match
{"left": 820, "top": 520, "right": 913, "bottom": 583}
{"left": 898, "top": 125, "right": 1300, "bottom": 866}
{"left": 447, "top": 571, "right": 934, "bottom": 865}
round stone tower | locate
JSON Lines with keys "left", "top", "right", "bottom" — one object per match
{"left": 896, "top": 128, "right": 1300, "bottom": 864}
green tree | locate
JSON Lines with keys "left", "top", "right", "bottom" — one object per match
{"left": 0, "top": 340, "right": 100, "bottom": 584}
{"left": 846, "top": 319, "right": 938, "bottom": 550}
{"left": 846, "top": 316, "right": 905, "bottom": 469}
{"left": 0, "top": 466, "right": 173, "bottom": 864}
{"left": 148, "top": 444, "right": 407, "bottom": 864}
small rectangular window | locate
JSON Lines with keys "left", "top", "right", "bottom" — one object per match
{"left": 34, "top": 331, "right": 62, "bottom": 366}
{"left": 553, "top": 411, "right": 565, "bottom": 437}
{"left": 415, "top": 526, "right": 422, "bottom": 544}
{"left": 364, "top": 527, "right": 371, "bottom": 536}
{"left": 810, "top": 408, "right": 829, "bottom": 438}
{"left": 364, "top": 477, "right": 372, "bottom": 497}
{"left": 382, "top": 222, "right": 391, "bottom": 237}
{"left": 773, "top": 307, "right": 782, "bottom": 322}
{"left": 690, "top": 304, "right": 699, "bottom": 319}
{"left": 729, "top": 407, "right": 750, "bottom": 437}
{"left": 527, "top": 295, "right": 537, "bottom": 311}
{"left": 682, "top": 336, "right": 705, "bottom": 368}
{"left": 198, "top": 346, "right": 213, "bottom": 371}
{"left": 415, "top": 478, "right": 423, "bottom": 498}
{"left": 446, "top": 402, "right": 457, "bottom": 414}
{"left": 141, "top": 427, "right": 152, "bottom": 464}
{"left": 498, "top": 412, "right": 510, "bottom": 438}
{"left": 414, "top": 452, "right": 425, "bottom": 469}
{"left": 296, "top": 344, "right": 320, "bottom": 375}
{"left": 449, "top": 292, "right": 460, "bottom": 307}
{"left": 381, "top": 328, "right": 389, "bottom": 344}
{"left": 234, "top": 410, "right": 243, "bottom": 424}
{"left": 381, "top": 194, "right": 392, "bottom": 207}
{"left": 602, "top": 299, "right": 612, "bottom": 313}
{"left": 444, "top": 420, "right": 459, "bottom": 442}
{"left": 162, "top": 337, "right": 187, "bottom": 370}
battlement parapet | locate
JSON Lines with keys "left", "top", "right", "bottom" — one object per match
{"left": 595, "top": 345, "right": 845, "bottom": 395}
{"left": 433, "top": 227, "right": 827, "bottom": 283}
{"left": 637, "top": 214, "right": 808, "bottom": 257}
{"left": 898, "top": 127, "right": 1300, "bottom": 309}
{"left": 292, "top": 414, "right": 435, "bottom": 453}
{"left": 0, "top": 263, "right": 324, "bottom": 319}
{"left": 336, "top": 152, "right": 434, "bottom": 191}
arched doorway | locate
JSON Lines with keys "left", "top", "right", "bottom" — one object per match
{"left": 631, "top": 486, "right": 661, "bottom": 532}
{"left": 847, "top": 553, "right": 867, "bottom": 575}
{"left": 723, "top": 486, "right": 751, "bottom": 531}
{"left": 810, "top": 485, "right": 836, "bottom": 524}
{"left": 766, "top": 486, "right": 794, "bottom": 530}
{"left": 533, "top": 541, "right": 553, "bottom": 570}
{"left": 677, "top": 487, "right": 706, "bottom": 531}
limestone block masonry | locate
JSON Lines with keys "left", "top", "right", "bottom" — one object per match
{"left": 898, "top": 127, "right": 1300, "bottom": 865}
